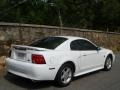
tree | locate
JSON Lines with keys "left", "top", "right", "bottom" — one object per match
{"left": 0, "top": 0, "right": 120, "bottom": 32}
{"left": 93, "top": 0, "right": 120, "bottom": 31}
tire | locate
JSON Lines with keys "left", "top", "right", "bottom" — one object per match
{"left": 104, "top": 56, "right": 112, "bottom": 71}
{"left": 55, "top": 64, "right": 73, "bottom": 87}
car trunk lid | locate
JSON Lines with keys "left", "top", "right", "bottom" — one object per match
{"left": 10, "top": 45, "right": 49, "bottom": 63}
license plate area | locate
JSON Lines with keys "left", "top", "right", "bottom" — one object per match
{"left": 16, "top": 52, "right": 26, "bottom": 60}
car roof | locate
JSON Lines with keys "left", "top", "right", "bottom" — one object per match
{"left": 55, "top": 36, "right": 86, "bottom": 40}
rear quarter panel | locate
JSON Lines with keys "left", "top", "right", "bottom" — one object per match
{"left": 40, "top": 50, "right": 80, "bottom": 75}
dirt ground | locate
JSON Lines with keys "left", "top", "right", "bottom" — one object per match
{"left": 0, "top": 56, "right": 6, "bottom": 74}
{"left": 0, "top": 65, "right": 4, "bottom": 70}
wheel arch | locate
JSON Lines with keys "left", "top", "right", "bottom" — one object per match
{"left": 105, "top": 53, "right": 114, "bottom": 62}
{"left": 108, "top": 54, "right": 113, "bottom": 62}
{"left": 62, "top": 61, "right": 76, "bottom": 73}
{"left": 55, "top": 61, "right": 76, "bottom": 80}
{"left": 104, "top": 53, "right": 113, "bottom": 71}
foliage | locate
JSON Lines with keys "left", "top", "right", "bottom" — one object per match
{"left": 0, "top": 0, "right": 120, "bottom": 32}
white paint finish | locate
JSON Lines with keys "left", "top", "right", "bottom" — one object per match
{"left": 6, "top": 36, "right": 115, "bottom": 81}
{"left": 79, "top": 51, "right": 104, "bottom": 71}
{"left": 6, "top": 58, "right": 58, "bottom": 80}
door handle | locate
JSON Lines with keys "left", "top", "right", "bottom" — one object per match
{"left": 83, "top": 54, "right": 87, "bottom": 56}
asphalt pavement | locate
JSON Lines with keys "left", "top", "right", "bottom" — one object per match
{"left": 0, "top": 54, "right": 120, "bottom": 90}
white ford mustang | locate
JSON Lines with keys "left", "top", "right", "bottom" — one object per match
{"left": 6, "top": 36, "right": 115, "bottom": 86}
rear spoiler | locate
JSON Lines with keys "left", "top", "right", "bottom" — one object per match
{"left": 12, "top": 44, "right": 50, "bottom": 51}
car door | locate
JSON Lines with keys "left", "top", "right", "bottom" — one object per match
{"left": 70, "top": 39, "right": 103, "bottom": 73}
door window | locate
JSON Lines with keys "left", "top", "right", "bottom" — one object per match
{"left": 70, "top": 39, "right": 98, "bottom": 50}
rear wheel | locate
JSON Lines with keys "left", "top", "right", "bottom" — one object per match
{"left": 55, "top": 64, "right": 73, "bottom": 87}
{"left": 104, "top": 56, "right": 112, "bottom": 71}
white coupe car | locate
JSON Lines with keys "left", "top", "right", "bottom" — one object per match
{"left": 6, "top": 36, "right": 115, "bottom": 86}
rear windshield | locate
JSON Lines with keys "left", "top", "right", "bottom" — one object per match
{"left": 30, "top": 37, "right": 67, "bottom": 49}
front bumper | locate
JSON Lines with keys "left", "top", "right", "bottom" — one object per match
{"left": 6, "top": 58, "right": 57, "bottom": 81}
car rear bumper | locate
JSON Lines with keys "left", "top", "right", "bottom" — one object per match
{"left": 6, "top": 58, "right": 57, "bottom": 81}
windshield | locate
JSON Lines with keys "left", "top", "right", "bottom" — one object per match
{"left": 30, "top": 37, "right": 67, "bottom": 49}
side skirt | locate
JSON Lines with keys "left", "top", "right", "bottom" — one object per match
{"left": 74, "top": 66, "right": 104, "bottom": 77}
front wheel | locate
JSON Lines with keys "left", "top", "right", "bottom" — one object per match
{"left": 104, "top": 56, "right": 112, "bottom": 71}
{"left": 55, "top": 64, "right": 73, "bottom": 87}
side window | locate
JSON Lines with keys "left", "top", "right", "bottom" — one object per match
{"left": 70, "top": 39, "right": 98, "bottom": 51}
{"left": 70, "top": 40, "right": 81, "bottom": 50}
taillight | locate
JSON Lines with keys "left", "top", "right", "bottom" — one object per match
{"left": 32, "top": 54, "right": 46, "bottom": 64}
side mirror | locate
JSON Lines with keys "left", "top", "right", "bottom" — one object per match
{"left": 97, "top": 47, "right": 101, "bottom": 51}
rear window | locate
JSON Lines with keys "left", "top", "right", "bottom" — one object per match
{"left": 30, "top": 37, "right": 67, "bottom": 49}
